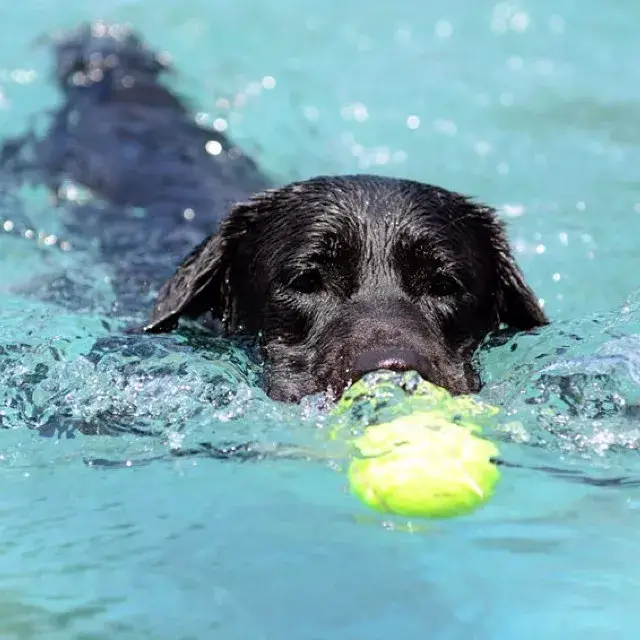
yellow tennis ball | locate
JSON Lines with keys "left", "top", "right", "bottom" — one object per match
{"left": 346, "top": 413, "right": 500, "bottom": 519}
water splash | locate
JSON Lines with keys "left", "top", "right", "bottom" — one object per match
{"left": 479, "top": 291, "right": 640, "bottom": 472}
{"left": 0, "top": 294, "right": 322, "bottom": 470}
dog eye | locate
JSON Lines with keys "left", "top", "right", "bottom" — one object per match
{"left": 428, "top": 276, "right": 461, "bottom": 298}
{"left": 405, "top": 270, "right": 462, "bottom": 299}
{"left": 288, "top": 269, "right": 324, "bottom": 294}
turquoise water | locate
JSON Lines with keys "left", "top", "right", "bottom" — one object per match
{"left": 2, "top": 1, "right": 640, "bottom": 637}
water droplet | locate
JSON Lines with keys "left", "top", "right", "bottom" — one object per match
{"left": 205, "top": 140, "right": 223, "bottom": 156}
{"left": 435, "top": 20, "right": 453, "bottom": 39}
{"left": 213, "top": 118, "right": 228, "bottom": 132}
{"left": 509, "top": 12, "right": 530, "bottom": 32}
{"left": 406, "top": 115, "right": 420, "bottom": 129}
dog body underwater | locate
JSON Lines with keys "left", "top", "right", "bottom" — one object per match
{"left": 2, "top": 22, "right": 548, "bottom": 405}
{"left": 2, "top": 21, "right": 270, "bottom": 315}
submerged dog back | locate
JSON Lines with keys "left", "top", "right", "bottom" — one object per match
{"left": 1, "top": 22, "right": 272, "bottom": 313}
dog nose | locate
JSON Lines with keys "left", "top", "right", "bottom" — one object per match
{"left": 351, "top": 348, "right": 429, "bottom": 381}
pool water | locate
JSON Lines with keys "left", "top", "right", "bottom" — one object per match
{"left": 2, "top": 1, "right": 640, "bottom": 638}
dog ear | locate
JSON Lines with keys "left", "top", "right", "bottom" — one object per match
{"left": 143, "top": 232, "right": 230, "bottom": 333}
{"left": 143, "top": 197, "right": 266, "bottom": 334}
{"left": 490, "top": 216, "right": 548, "bottom": 330}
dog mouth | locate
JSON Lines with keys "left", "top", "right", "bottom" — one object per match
{"left": 264, "top": 342, "right": 472, "bottom": 402}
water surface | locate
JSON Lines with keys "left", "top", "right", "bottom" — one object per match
{"left": 1, "top": 1, "right": 640, "bottom": 638}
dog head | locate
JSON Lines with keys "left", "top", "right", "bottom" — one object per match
{"left": 145, "top": 174, "right": 547, "bottom": 401}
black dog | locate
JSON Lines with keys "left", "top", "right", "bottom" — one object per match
{"left": 3, "top": 22, "right": 547, "bottom": 406}
{"left": 145, "top": 175, "right": 548, "bottom": 401}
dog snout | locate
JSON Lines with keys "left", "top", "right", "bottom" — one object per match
{"left": 351, "top": 347, "right": 431, "bottom": 382}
